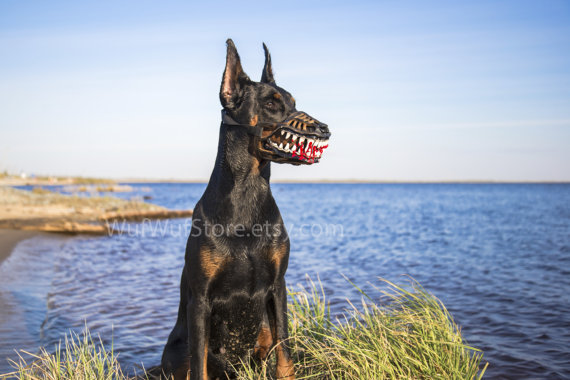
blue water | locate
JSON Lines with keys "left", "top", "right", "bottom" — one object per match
{"left": 1, "top": 183, "right": 569, "bottom": 379}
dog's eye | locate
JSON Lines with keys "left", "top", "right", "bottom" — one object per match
{"left": 265, "top": 101, "right": 276, "bottom": 109}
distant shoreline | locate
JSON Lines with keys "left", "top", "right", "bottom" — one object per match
{"left": 1, "top": 177, "right": 569, "bottom": 186}
{"left": 0, "top": 186, "right": 193, "bottom": 235}
{"left": 113, "top": 179, "right": 570, "bottom": 185}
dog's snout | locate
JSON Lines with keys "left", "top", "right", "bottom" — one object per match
{"left": 318, "top": 122, "right": 331, "bottom": 137}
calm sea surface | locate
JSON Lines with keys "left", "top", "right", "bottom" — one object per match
{"left": 1, "top": 183, "right": 569, "bottom": 379}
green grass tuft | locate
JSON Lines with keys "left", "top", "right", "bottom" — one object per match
{"left": 1, "top": 278, "right": 487, "bottom": 379}
{"left": 1, "top": 330, "right": 133, "bottom": 380}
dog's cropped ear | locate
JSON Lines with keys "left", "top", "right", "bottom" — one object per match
{"left": 220, "top": 39, "right": 251, "bottom": 109}
{"left": 261, "top": 43, "right": 275, "bottom": 84}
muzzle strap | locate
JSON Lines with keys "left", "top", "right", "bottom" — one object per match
{"left": 220, "top": 110, "right": 264, "bottom": 137}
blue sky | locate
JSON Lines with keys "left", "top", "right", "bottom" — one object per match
{"left": 1, "top": 0, "right": 569, "bottom": 181}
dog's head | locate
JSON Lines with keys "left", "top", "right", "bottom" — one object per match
{"left": 220, "top": 39, "right": 331, "bottom": 165}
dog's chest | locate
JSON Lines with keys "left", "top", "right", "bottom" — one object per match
{"left": 206, "top": 252, "right": 275, "bottom": 370}
{"left": 208, "top": 246, "right": 278, "bottom": 296}
{"left": 208, "top": 292, "right": 266, "bottom": 371}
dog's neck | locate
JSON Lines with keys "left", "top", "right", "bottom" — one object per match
{"left": 202, "top": 125, "right": 274, "bottom": 225}
{"left": 212, "top": 124, "right": 271, "bottom": 182}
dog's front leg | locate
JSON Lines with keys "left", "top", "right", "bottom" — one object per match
{"left": 271, "top": 279, "right": 295, "bottom": 380}
{"left": 187, "top": 296, "right": 210, "bottom": 380}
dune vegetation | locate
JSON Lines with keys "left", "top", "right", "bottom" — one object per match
{"left": 1, "top": 278, "right": 487, "bottom": 380}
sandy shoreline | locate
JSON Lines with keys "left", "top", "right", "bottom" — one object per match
{"left": 0, "top": 186, "right": 193, "bottom": 234}
{"left": 0, "top": 229, "right": 40, "bottom": 265}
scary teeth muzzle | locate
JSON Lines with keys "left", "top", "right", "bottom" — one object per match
{"left": 221, "top": 110, "right": 331, "bottom": 163}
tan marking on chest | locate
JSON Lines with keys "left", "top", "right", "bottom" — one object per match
{"left": 268, "top": 242, "right": 288, "bottom": 272}
{"left": 200, "top": 247, "right": 227, "bottom": 279}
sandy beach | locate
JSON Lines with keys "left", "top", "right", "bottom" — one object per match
{"left": 0, "top": 186, "right": 193, "bottom": 234}
{"left": 0, "top": 229, "right": 39, "bottom": 265}
{"left": 0, "top": 183, "right": 192, "bottom": 265}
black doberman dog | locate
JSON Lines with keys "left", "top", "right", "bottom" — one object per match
{"left": 160, "top": 39, "right": 331, "bottom": 380}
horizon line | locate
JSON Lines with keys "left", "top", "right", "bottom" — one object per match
{"left": 118, "top": 178, "right": 570, "bottom": 184}
{"left": 3, "top": 174, "right": 569, "bottom": 185}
